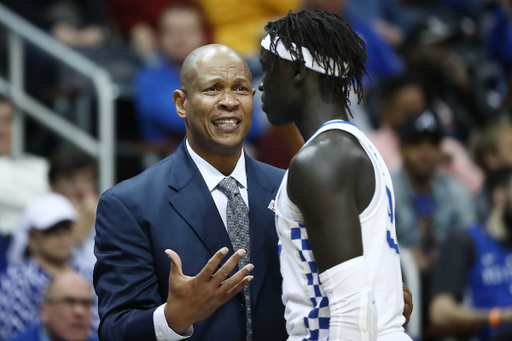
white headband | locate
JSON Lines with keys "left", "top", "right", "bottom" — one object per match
{"left": 260, "top": 34, "right": 346, "bottom": 77}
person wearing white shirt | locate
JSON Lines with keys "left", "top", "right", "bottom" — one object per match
{"left": 0, "top": 95, "right": 49, "bottom": 240}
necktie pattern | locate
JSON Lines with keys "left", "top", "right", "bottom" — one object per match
{"left": 217, "top": 176, "right": 252, "bottom": 341}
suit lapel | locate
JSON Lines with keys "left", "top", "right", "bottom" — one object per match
{"left": 246, "top": 156, "right": 280, "bottom": 305}
{"left": 168, "top": 144, "right": 280, "bottom": 305}
{"left": 168, "top": 143, "right": 235, "bottom": 260}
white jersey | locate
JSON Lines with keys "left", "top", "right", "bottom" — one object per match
{"left": 275, "top": 120, "right": 409, "bottom": 341}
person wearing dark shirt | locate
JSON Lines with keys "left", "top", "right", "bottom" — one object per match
{"left": 430, "top": 168, "right": 512, "bottom": 341}
{"left": 133, "top": 3, "right": 207, "bottom": 149}
{"left": 2, "top": 0, "right": 108, "bottom": 47}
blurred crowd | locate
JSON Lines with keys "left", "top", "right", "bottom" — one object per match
{"left": 1, "top": 0, "right": 512, "bottom": 340}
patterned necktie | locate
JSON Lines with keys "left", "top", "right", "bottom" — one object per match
{"left": 217, "top": 176, "right": 252, "bottom": 341}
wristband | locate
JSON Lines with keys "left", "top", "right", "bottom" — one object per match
{"left": 489, "top": 308, "right": 501, "bottom": 327}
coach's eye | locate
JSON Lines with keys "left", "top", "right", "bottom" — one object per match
{"left": 235, "top": 86, "right": 248, "bottom": 92}
{"left": 204, "top": 86, "right": 219, "bottom": 92}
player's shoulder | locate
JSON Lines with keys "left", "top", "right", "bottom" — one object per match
{"left": 291, "top": 129, "right": 369, "bottom": 179}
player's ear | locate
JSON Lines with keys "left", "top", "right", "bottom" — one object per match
{"left": 174, "top": 90, "right": 187, "bottom": 119}
{"left": 293, "top": 63, "right": 306, "bottom": 85}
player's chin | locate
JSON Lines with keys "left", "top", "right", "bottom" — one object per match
{"left": 267, "top": 115, "right": 291, "bottom": 127}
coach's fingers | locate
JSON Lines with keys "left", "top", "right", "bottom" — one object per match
{"left": 220, "top": 263, "right": 254, "bottom": 291}
{"left": 165, "top": 249, "right": 183, "bottom": 278}
{"left": 225, "top": 275, "right": 254, "bottom": 298}
{"left": 195, "top": 247, "right": 229, "bottom": 282}
{"left": 211, "top": 249, "right": 246, "bottom": 285}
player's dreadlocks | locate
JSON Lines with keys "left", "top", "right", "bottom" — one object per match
{"left": 264, "top": 10, "right": 369, "bottom": 116}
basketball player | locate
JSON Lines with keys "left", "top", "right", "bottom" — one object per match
{"left": 258, "top": 10, "right": 412, "bottom": 341}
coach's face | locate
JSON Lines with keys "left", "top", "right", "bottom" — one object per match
{"left": 258, "top": 48, "right": 297, "bottom": 126}
{"left": 175, "top": 47, "right": 255, "bottom": 158}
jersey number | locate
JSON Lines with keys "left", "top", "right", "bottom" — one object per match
{"left": 386, "top": 186, "right": 399, "bottom": 255}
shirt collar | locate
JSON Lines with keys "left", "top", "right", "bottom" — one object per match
{"left": 186, "top": 139, "right": 247, "bottom": 192}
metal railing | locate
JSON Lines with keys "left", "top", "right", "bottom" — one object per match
{"left": 0, "top": 3, "right": 116, "bottom": 192}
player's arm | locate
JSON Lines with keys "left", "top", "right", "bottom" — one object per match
{"left": 287, "top": 131, "right": 377, "bottom": 340}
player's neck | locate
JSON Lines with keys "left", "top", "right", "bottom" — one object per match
{"left": 294, "top": 99, "right": 348, "bottom": 141}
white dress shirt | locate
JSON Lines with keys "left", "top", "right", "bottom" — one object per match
{"left": 153, "top": 139, "right": 249, "bottom": 341}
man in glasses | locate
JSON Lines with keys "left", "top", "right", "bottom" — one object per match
{"left": 7, "top": 270, "right": 98, "bottom": 341}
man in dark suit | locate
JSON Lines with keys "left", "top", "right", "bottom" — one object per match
{"left": 94, "top": 43, "right": 413, "bottom": 341}
{"left": 93, "top": 44, "right": 287, "bottom": 341}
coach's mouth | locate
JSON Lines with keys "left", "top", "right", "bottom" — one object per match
{"left": 212, "top": 118, "right": 240, "bottom": 127}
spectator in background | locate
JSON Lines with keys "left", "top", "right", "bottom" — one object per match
{"left": 401, "top": 14, "right": 488, "bottom": 141}
{"left": 0, "top": 96, "right": 49, "bottom": 244}
{"left": 369, "top": 76, "right": 428, "bottom": 171}
{"left": 0, "top": 193, "right": 78, "bottom": 340}
{"left": 430, "top": 168, "right": 512, "bottom": 341}
{"left": 107, "top": 0, "right": 193, "bottom": 62}
{"left": 194, "top": 0, "right": 300, "bottom": 58}
{"left": 8, "top": 146, "right": 99, "bottom": 276}
{"left": 134, "top": 3, "right": 207, "bottom": 149}
{"left": 471, "top": 120, "right": 512, "bottom": 223}
{"left": 368, "top": 75, "right": 483, "bottom": 193}
{"left": 486, "top": 0, "right": 512, "bottom": 76}
{"left": 304, "top": 0, "right": 404, "bottom": 86}
{"left": 48, "top": 147, "right": 98, "bottom": 275}
{"left": 345, "top": 0, "right": 410, "bottom": 46}
{"left": 2, "top": 0, "right": 109, "bottom": 132}
{"left": 392, "top": 112, "right": 475, "bottom": 272}
{"left": 2, "top": 0, "right": 109, "bottom": 47}
{"left": 6, "top": 270, "right": 98, "bottom": 341}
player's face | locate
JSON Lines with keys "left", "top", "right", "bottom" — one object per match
{"left": 258, "top": 48, "right": 296, "bottom": 126}
{"left": 179, "top": 49, "right": 255, "bottom": 157}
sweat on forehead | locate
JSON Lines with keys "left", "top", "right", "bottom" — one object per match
{"left": 180, "top": 44, "right": 251, "bottom": 89}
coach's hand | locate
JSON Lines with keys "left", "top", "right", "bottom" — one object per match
{"left": 402, "top": 282, "right": 413, "bottom": 327}
{"left": 163, "top": 247, "right": 254, "bottom": 334}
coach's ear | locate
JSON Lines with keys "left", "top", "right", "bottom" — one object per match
{"left": 174, "top": 90, "right": 187, "bottom": 119}
{"left": 293, "top": 62, "right": 306, "bottom": 85}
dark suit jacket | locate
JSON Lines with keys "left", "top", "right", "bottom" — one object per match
{"left": 93, "top": 142, "right": 287, "bottom": 341}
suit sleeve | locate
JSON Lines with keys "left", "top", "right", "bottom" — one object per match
{"left": 93, "top": 193, "right": 161, "bottom": 341}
